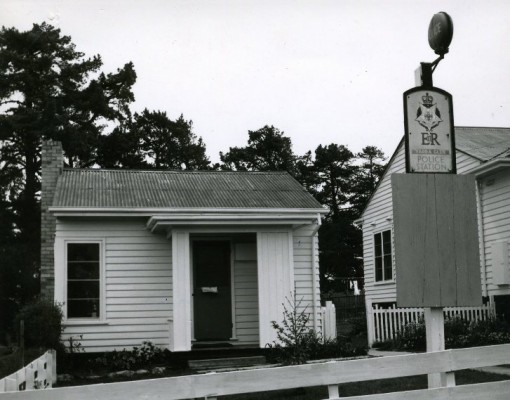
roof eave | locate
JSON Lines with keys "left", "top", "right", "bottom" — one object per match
{"left": 49, "top": 206, "right": 328, "bottom": 218}
{"left": 148, "top": 214, "right": 323, "bottom": 233}
{"left": 470, "top": 158, "right": 510, "bottom": 178}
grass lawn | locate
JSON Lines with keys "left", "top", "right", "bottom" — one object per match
{"left": 221, "top": 370, "right": 508, "bottom": 399}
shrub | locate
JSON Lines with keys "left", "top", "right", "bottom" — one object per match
{"left": 307, "top": 336, "right": 367, "bottom": 360}
{"left": 265, "top": 294, "right": 366, "bottom": 364}
{"left": 379, "top": 315, "right": 510, "bottom": 352}
{"left": 393, "top": 317, "right": 426, "bottom": 351}
{"left": 446, "top": 317, "right": 510, "bottom": 348}
{"left": 92, "top": 341, "right": 163, "bottom": 371}
{"left": 266, "top": 295, "right": 319, "bottom": 365}
{"left": 15, "top": 299, "right": 64, "bottom": 351}
{"left": 350, "top": 315, "right": 368, "bottom": 337}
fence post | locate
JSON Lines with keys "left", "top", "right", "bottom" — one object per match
{"left": 324, "top": 301, "right": 337, "bottom": 341}
{"left": 328, "top": 384, "right": 340, "bottom": 399}
{"left": 365, "top": 298, "right": 375, "bottom": 347}
{"left": 425, "top": 307, "right": 447, "bottom": 389}
{"left": 25, "top": 362, "right": 35, "bottom": 390}
{"left": 20, "top": 320, "right": 25, "bottom": 369}
{"left": 50, "top": 349, "right": 57, "bottom": 384}
{"left": 5, "top": 378, "right": 16, "bottom": 392}
{"left": 37, "top": 355, "right": 48, "bottom": 389}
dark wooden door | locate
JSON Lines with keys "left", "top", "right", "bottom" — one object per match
{"left": 193, "top": 240, "right": 232, "bottom": 341}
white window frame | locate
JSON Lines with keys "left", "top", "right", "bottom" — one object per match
{"left": 56, "top": 238, "right": 106, "bottom": 324}
{"left": 373, "top": 229, "right": 393, "bottom": 283}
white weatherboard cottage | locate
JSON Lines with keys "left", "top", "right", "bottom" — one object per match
{"left": 41, "top": 141, "right": 327, "bottom": 352}
{"left": 357, "top": 127, "right": 510, "bottom": 323}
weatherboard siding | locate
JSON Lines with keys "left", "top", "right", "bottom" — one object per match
{"left": 456, "top": 151, "right": 481, "bottom": 174}
{"left": 293, "top": 225, "right": 321, "bottom": 332}
{"left": 56, "top": 219, "right": 172, "bottom": 352}
{"left": 233, "top": 241, "right": 259, "bottom": 344}
{"left": 362, "top": 144, "right": 405, "bottom": 305}
{"left": 55, "top": 218, "right": 320, "bottom": 351}
{"left": 479, "top": 169, "right": 510, "bottom": 297}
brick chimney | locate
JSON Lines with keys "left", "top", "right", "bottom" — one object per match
{"left": 40, "top": 140, "right": 63, "bottom": 300}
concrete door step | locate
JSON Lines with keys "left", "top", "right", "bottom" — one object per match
{"left": 188, "top": 355, "right": 266, "bottom": 371}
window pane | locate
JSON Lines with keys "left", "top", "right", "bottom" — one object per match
{"left": 68, "top": 243, "right": 99, "bottom": 262}
{"left": 384, "top": 255, "right": 393, "bottom": 280}
{"left": 383, "top": 230, "right": 392, "bottom": 254}
{"left": 68, "top": 281, "right": 99, "bottom": 299}
{"left": 67, "top": 242, "right": 101, "bottom": 319}
{"left": 68, "top": 299, "right": 100, "bottom": 318}
{"left": 68, "top": 262, "right": 100, "bottom": 279}
{"left": 375, "top": 257, "right": 383, "bottom": 281}
{"left": 374, "top": 233, "right": 382, "bottom": 257}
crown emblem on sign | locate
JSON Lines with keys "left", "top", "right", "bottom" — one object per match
{"left": 422, "top": 93, "right": 434, "bottom": 107}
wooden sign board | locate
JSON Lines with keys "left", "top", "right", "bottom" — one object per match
{"left": 403, "top": 87, "right": 456, "bottom": 174}
{"left": 392, "top": 174, "right": 482, "bottom": 307}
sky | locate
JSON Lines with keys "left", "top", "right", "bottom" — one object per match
{"left": 2, "top": 0, "right": 510, "bottom": 163}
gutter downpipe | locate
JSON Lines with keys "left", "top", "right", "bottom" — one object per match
{"left": 311, "top": 213, "right": 322, "bottom": 333}
{"left": 476, "top": 179, "right": 488, "bottom": 298}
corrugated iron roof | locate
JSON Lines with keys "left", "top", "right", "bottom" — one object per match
{"left": 455, "top": 127, "right": 510, "bottom": 161}
{"left": 53, "top": 169, "right": 325, "bottom": 210}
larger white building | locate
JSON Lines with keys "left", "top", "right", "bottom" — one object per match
{"left": 357, "top": 127, "right": 510, "bottom": 323}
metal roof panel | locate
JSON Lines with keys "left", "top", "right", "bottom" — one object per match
{"left": 53, "top": 169, "right": 325, "bottom": 210}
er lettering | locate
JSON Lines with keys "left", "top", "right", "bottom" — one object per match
{"left": 421, "top": 132, "right": 440, "bottom": 145}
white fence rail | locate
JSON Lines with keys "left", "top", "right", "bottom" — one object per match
{"left": 367, "top": 301, "right": 496, "bottom": 345}
{"left": 0, "top": 350, "right": 56, "bottom": 393}
{"left": 0, "top": 344, "right": 509, "bottom": 399}
{"left": 321, "top": 300, "right": 337, "bottom": 341}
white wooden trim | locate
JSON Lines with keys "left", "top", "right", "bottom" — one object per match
{"left": 170, "top": 231, "right": 192, "bottom": 351}
{"left": 288, "top": 230, "right": 295, "bottom": 297}
{"left": 4, "top": 344, "right": 509, "bottom": 399}
{"left": 471, "top": 157, "right": 510, "bottom": 177}
{"left": 150, "top": 217, "right": 318, "bottom": 232}
{"left": 476, "top": 180, "right": 488, "bottom": 297}
{"left": 58, "top": 238, "right": 106, "bottom": 323}
{"left": 50, "top": 207, "right": 328, "bottom": 217}
{"left": 372, "top": 227, "right": 394, "bottom": 283}
{"left": 311, "top": 234, "right": 319, "bottom": 332}
{"left": 230, "top": 239, "right": 237, "bottom": 340}
{"left": 257, "top": 230, "right": 294, "bottom": 347}
{"left": 168, "top": 226, "right": 297, "bottom": 235}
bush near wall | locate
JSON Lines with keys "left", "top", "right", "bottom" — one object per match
{"left": 373, "top": 317, "right": 510, "bottom": 352}
{"left": 14, "top": 299, "right": 64, "bottom": 352}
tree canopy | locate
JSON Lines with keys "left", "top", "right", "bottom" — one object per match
{"left": 97, "top": 110, "right": 210, "bottom": 170}
{"left": 0, "top": 22, "right": 137, "bottom": 323}
{"left": 220, "top": 125, "right": 297, "bottom": 173}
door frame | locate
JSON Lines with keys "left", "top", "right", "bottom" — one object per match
{"left": 190, "top": 236, "right": 236, "bottom": 341}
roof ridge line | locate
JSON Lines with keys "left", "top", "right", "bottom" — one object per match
{"left": 62, "top": 168, "right": 289, "bottom": 174}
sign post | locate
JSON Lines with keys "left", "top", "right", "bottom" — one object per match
{"left": 396, "top": 12, "right": 481, "bottom": 389}
{"left": 421, "top": 17, "right": 455, "bottom": 389}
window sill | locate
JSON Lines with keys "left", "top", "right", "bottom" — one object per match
{"left": 373, "top": 280, "right": 395, "bottom": 286}
{"left": 64, "top": 320, "right": 109, "bottom": 326}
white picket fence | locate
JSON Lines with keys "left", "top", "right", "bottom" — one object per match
{"left": 0, "top": 344, "right": 509, "bottom": 399}
{"left": 0, "top": 350, "right": 57, "bottom": 393}
{"left": 321, "top": 300, "right": 337, "bottom": 341}
{"left": 367, "top": 301, "right": 496, "bottom": 345}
